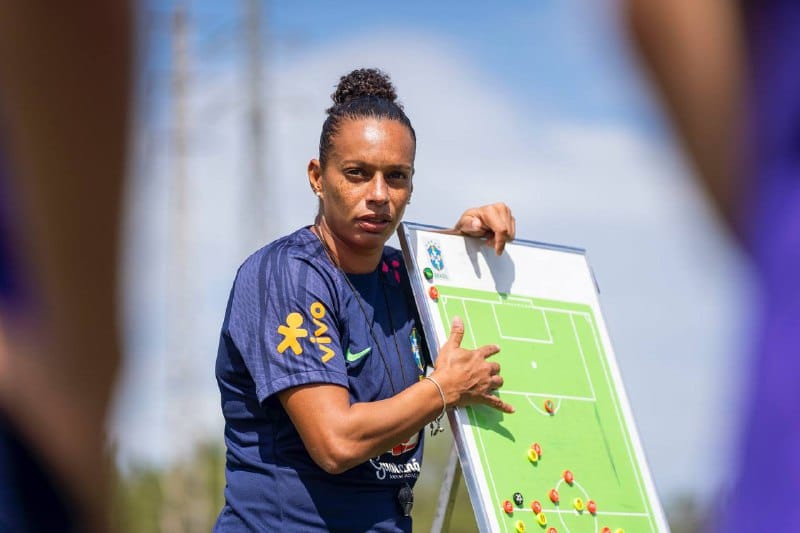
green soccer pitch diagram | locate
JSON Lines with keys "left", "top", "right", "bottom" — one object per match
{"left": 398, "top": 223, "right": 669, "bottom": 533}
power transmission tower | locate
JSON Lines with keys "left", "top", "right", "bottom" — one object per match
{"left": 158, "top": 2, "right": 269, "bottom": 529}
{"left": 245, "top": 0, "right": 268, "bottom": 252}
{"left": 163, "top": 4, "right": 208, "bottom": 531}
{"left": 168, "top": 1, "right": 190, "bottom": 460}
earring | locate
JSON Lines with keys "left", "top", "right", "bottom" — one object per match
{"left": 315, "top": 190, "right": 322, "bottom": 198}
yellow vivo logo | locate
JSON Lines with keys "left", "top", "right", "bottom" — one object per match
{"left": 275, "top": 301, "right": 334, "bottom": 362}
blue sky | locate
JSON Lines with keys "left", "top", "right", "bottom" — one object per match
{"left": 143, "top": 0, "right": 658, "bottom": 130}
{"left": 113, "top": 0, "right": 751, "bottom": 506}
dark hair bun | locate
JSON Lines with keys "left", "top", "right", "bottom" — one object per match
{"left": 331, "top": 68, "right": 399, "bottom": 108}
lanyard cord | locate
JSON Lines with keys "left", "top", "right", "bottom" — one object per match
{"left": 380, "top": 280, "right": 408, "bottom": 385}
{"left": 312, "top": 226, "right": 408, "bottom": 393}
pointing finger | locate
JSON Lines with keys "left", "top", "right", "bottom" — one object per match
{"left": 483, "top": 393, "right": 514, "bottom": 413}
{"left": 478, "top": 344, "right": 500, "bottom": 358}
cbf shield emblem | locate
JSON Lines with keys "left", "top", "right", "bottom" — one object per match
{"left": 410, "top": 327, "right": 423, "bottom": 373}
{"left": 426, "top": 241, "right": 444, "bottom": 271}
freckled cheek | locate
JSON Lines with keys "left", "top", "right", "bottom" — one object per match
{"left": 326, "top": 185, "right": 364, "bottom": 217}
{"left": 392, "top": 193, "right": 407, "bottom": 209}
{"left": 392, "top": 188, "right": 411, "bottom": 206}
{"left": 341, "top": 189, "right": 365, "bottom": 210}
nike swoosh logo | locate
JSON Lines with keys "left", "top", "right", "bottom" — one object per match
{"left": 345, "top": 346, "right": 371, "bottom": 362}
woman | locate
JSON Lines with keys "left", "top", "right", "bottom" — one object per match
{"left": 215, "top": 68, "right": 515, "bottom": 532}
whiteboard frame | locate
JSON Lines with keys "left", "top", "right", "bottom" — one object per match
{"left": 397, "top": 221, "right": 669, "bottom": 533}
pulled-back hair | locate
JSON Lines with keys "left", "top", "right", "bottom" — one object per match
{"left": 318, "top": 68, "right": 416, "bottom": 167}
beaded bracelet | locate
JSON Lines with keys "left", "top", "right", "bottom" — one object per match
{"left": 424, "top": 376, "right": 447, "bottom": 436}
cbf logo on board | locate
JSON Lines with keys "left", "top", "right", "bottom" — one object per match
{"left": 426, "top": 241, "right": 444, "bottom": 271}
{"left": 425, "top": 240, "right": 448, "bottom": 280}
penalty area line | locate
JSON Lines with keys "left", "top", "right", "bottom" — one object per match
{"left": 500, "top": 391, "right": 595, "bottom": 402}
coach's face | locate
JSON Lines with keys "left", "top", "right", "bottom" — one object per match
{"left": 308, "top": 117, "right": 415, "bottom": 270}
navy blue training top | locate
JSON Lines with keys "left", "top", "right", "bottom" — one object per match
{"left": 214, "top": 227, "right": 430, "bottom": 532}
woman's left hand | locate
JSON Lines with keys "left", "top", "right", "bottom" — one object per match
{"left": 454, "top": 203, "right": 515, "bottom": 255}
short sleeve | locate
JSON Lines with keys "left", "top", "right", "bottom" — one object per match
{"left": 224, "top": 246, "right": 347, "bottom": 403}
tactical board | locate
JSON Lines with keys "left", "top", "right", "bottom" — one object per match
{"left": 397, "top": 223, "right": 668, "bottom": 533}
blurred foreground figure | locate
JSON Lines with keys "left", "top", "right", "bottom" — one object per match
{"left": 628, "top": 0, "right": 800, "bottom": 529}
{"left": 0, "top": 3, "right": 131, "bottom": 531}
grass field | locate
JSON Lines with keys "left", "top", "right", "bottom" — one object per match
{"left": 435, "top": 285, "right": 658, "bottom": 533}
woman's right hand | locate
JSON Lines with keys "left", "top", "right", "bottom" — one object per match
{"left": 430, "top": 317, "right": 514, "bottom": 413}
